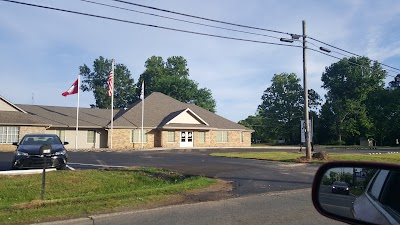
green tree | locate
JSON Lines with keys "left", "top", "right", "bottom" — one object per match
{"left": 239, "top": 113, "right": 269, "bottom": 143}
{"left": 320, "top": 56, "right": 386, "bottom": 144}
{"left": 136, "top": 56, "right": 216, "bottom": 112}
{"left": 367, "top": 89, "right": 400, "bottom": 145}
{"left": 257, "top": 73, "right": 321, "bottom": 144}
{"left": 80, "top": 56, "right": 136, "bottom": 109}
{"left": 388, "top": 74, "right": 400, "bottom": 90}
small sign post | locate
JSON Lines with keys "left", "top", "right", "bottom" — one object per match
{"left": 39, "top": 144, "right": 51, "bottom": 201}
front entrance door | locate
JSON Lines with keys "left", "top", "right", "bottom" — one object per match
{"left": 180, "top": 131, "right": 193, "bottom": 148}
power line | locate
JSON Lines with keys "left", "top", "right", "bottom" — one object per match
{"left": 308, "top": 36, "right": 400, "bottom": 73}
{"left": 109, "top": 0, "right": 296, "bottom": 36}
{"left": 308, "top": 47, "right": 397, "bottom": 78}
{"left": 1, "top": 0, "right": 302, "bottom": 48}
{"left": 109, "top": 0, "right": 400, "bottom": 73}
{"left": 303, "top": 40, "right": 400, "bottom": 75}
{"left": 81, "top": 0, "right": 282, "bottom": 40}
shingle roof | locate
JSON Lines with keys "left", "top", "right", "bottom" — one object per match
{"left": 16, "top": 105, "right": 119, "bottom": 128}
{"left": 112, "top": 92, "right": 251, "bottom": 131}
{"left": 0, "top": 111, "right": 50, "bottom": 126}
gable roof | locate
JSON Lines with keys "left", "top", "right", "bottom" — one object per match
{"left": 166, "top": 108, "right": 210, "bottom": 126}
{"left": 112, "top": 92, "right": 251, "bottom": 131}
{"left": 0, "top": 111, "right": 50, "bottom": 126}
{"left": 17, "top": 104, "right": 119, "bottom": 128}
{"left": 0, "top": 95, "right": 27, "bottom": 113}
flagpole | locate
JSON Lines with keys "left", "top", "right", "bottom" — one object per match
{"left": 110, "top": 59, "right": 115, "bottom": 149}
{"left": 75, "top": 75, "right": 80, "bottom": 150}
{"left": 141, "top": 81, "right": 144, "bottom": 149}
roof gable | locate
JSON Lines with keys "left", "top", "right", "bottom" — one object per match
{"left": 113, "top": 92, "right": 251, "bottom": 131}
{"left": 0, "top": 96, "right": 27, "bottom": 113}
{"left": 166, "top": 108, "right": 209, "bottom": 126}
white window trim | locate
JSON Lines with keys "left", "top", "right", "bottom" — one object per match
{"left": 0, "top": 126, "right": 19, "bottom": 144}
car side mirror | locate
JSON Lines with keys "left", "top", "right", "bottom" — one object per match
{"left": 312, "top": 161, "right": 400, "bottom": 225}
{"left": 39, "top": 144, "right": 52, "bottom": 156}
{"left": 12, "top": 142, "right": 18, "bottom": 146}
{"left": 63, "top": 142, "right": 69, "bottom": 145}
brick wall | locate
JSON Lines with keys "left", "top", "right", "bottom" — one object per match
{"left": 159, "top": 130, "right": 251, "bottom": 148}
{"left": 110, "top": 129, "right": 155, "bottom": 149}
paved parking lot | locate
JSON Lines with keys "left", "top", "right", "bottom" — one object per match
{"left": 2, "top": 147, "right": 398, "bottom": 196}
{"left": 0, "top": 148, "right": 319, "bottom": 196}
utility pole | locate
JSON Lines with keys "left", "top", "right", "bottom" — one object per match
{"left": 302, "top": 20, "right": 311, "bottom": 160}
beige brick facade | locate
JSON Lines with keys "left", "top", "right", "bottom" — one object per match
{"left": 110, "top": 129, "right": 156, "bottom": 149}
{"left": 158, "top": 129, "right": 251, "bottom": 148}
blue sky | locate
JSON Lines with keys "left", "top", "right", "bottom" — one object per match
{"left": 0, "top": 0, "right": 399, "bottom": 122}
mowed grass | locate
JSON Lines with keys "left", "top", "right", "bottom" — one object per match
{"left": 0, "top": 168, "right": 216, "bottom": 225}
{"left": 210, "top": 152, "right": 400, "bottom": 164}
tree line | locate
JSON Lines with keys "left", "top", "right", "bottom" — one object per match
{"left": 80, "top": 55, "right": 399, "bottom": 146}
{"left": 239, "top": 56, "right": 400, "bottom": 146}
{"left": 79, "top": 56, "right": 216, "bottom": 112}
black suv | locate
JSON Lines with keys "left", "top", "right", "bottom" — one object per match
{"left": 12, "top": 134, "right": 69, "bottom": 170}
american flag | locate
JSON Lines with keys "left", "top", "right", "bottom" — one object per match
{"left": 107, "top": 64, "right": 114, "bottom": 97}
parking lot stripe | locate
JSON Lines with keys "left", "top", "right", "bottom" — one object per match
{"left": 68, "top": 162, "right": 127, "bottom": 168}
{"left": 66, "top": 165, "right": 76, "bottom": 170}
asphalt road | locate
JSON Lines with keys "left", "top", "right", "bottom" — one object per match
{"left": 318, "top": 185, "right": 357, "bottom": 219}
{"left": 32, "top": 188, "right": 345, "bottom": 225}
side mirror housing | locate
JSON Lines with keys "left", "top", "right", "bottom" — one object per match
{"left": 63, "top": 142, "right": 69, "bottom": 145}
{"left": 312, "top": 161, "right": 400, "bottom": 225}
{"left": 12, "top": 142, "right": 18, "bottom": 146}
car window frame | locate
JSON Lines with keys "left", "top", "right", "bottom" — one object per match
{"left": 365, "top": 170, "right": 400, "bottom": 225}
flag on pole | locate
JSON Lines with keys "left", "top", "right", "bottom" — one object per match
{"left": 140, "top": 81, "right": 144, "bottom": 100}
{"left": 62, "top": 79, "right": 79, "bottom": 97}
{"left": 107, "top": 65, "right": 114, "bottom": 97}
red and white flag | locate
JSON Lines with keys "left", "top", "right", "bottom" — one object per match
{"left": 107, "top": 64, "right": 114, "bottom": 97}
{"left": 62, "top": 79, "right": 79, "bottom": 97}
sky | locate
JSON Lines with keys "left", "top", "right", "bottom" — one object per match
{"left": 0, "top": 0, "right": 399, "bottom": 122}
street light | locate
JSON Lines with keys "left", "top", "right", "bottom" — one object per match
{"left": 280, "top": 38, "right": 294, "bottom": 43}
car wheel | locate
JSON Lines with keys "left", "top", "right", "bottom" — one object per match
{"left": 57, "top": 165, "right": 67, "bottom": 170}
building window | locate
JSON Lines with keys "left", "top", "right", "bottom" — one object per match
{"left": 131, "top": 129, "right": 148, "bottom": 143}
{"left": 167, "top": 131, "right": 175, "bottom": 142}
{"left": 0, "top": 126, "right": 19, "bottom": 144}
{"left": 198, "top": 131, "right": 205, "bottom": 143}
{"left": 240, "top": 131, "right": 243, "bottom": 143}
{"left": 56, "top": 130, "right": 65, "bottom": 142}
{"left": 216, "top": 131, "right": 228, "bottom": 143}
{"left": 87, "top": 130, "right": 96, "bottom": 144}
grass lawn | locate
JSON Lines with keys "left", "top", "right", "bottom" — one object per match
{"left": 0, "top": 168, "right": 216, "bottom": 225}
{"left": 210, "top": 152, "right": 400, "bottom": 164}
